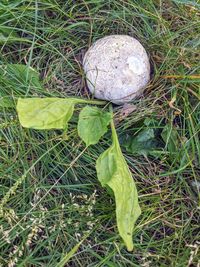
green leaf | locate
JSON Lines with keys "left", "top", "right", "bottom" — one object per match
{"left": 96, "top": 145, "right": 117, "bottom": 185}
{"left": 96, "top": 118, "right": 141, "bottom": 251}
{"left": 121, "top": 117, "right": 162, "bottom": 157}
{"left": 16, "top": 97, "right": 106, "bottom": 130}
{"left": 123, "top": 128, "right": 160, "bottom": 156}
{"left": 78, "top": 106, "right": 112, "bottom": 146}
{"left": 17, "top": 98, "right": 75, "bottom": 129}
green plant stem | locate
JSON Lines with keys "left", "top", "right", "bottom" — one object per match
{"left": 78, "top": 99, "right": 107, "bottom": 105}
{"left": 109, "top": 103, "right": 118, "bottom": 140}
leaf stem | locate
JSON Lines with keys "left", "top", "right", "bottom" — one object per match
{"left": 109, "top": 104, "right": 117, "bottom": 137}
{"left": 78, "top": 99, "right": 107, "bottom": 105}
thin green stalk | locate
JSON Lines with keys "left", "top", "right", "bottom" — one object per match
{"left": 79, "top": 99, "right": 107, "bottom": 105}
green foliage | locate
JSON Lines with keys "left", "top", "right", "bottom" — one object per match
{"left": 96, "top": 145, "right": 117, "bottom": 186}
{"left": 78, "top": 106, "right": 112, "bottom": 146}
{"left": 0, "top": 64, "right": 42, "bottom": 95}
{"left": 0, "top": 28, "right": 29, "bottom": 44}
{"left": 124, "top": 128, "right": 159, "bottom": 156}
{"left": 1, "top": 1, "right": 199, "bottom": 265}
{"left": 17, "top": 98, "right": 76, "bottom": 130}
{"left": 122, "top": 118, "right": 162, "bottom": 156}
{"left": 56, "top": 236, "right": 87, "bottom": 267}
{"left": 0, "top": 97, "right": 15, "bottom": 108}
{"left": 161, "top": 123, "right": 183, "bottom": 164}
{"left": 161, "top": 123, "right": 179, "bottom": 155}
{"left": 16, "top": 96, "right": 141, "bottom": 251}
{"left": 17, "top": 96, "right": 105, "bottom": 130}
{"left": 96, "top": 119, "right": 141, "bottom": 251}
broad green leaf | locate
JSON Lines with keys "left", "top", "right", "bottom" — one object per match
{"left": 121, "top": 118, "right": 162, "bottom": 156}
{"left": 124, "top": 128, "right": 160, "bottom": 156}
{"left": 17, "top": 98, "right": 75, "bottom": 129}
{"left": 17, "top": 97, "right": 106, "bottom": 130}
{"left": 96, "top": 120, "right": 141, "bottom": 251}
{"left": 78, "top": 106, "right": 112, "bottom": 146}
{"left": 96, "top": 145, "right": 117, "bottom": 185}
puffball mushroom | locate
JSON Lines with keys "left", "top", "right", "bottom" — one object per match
{"left": 83, "top": 35, "right": 150, "bottom": 104}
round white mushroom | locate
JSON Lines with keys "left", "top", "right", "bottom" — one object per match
{"left": 83, "top": 35, "right": 150, "bottom": 104}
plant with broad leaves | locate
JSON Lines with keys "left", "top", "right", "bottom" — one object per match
{"left": 121, "top": 118, "right": 163, "bottom": 157}
{"left": 17, "top": 98, "right": 105, "bottom": 130}
{"left": 78, "top": 106, "right": 112, "bottom": 146}
{"left": 1, "top": 64, "right": 141, "bottom": 251}
{"left": 96, "top": 108, "right": 141, "bottom": 251}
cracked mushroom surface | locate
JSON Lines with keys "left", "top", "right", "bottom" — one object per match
{"left": 83, "top": 35, "right": 150, "bottom": 104}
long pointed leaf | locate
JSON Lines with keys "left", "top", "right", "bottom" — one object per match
{"left": 96, "top": 118, "right": 141, "bottom": 251}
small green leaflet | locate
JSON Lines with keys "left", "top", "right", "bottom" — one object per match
{"left": 78, "top": 106, "right": 112, "bottom": 146}
{"left": 96, "top": 119, "right": 141, "bottom": 251}
{"left": 17, "top": 98, "right": 77, "bottom": 129}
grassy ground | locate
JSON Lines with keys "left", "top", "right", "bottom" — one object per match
{"left": 0, "top": 1, "right": 200, "bottom": 266}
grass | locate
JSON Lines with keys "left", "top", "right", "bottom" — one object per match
{"left": 0, "top": 0, "right": 200, "bottom": 266}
